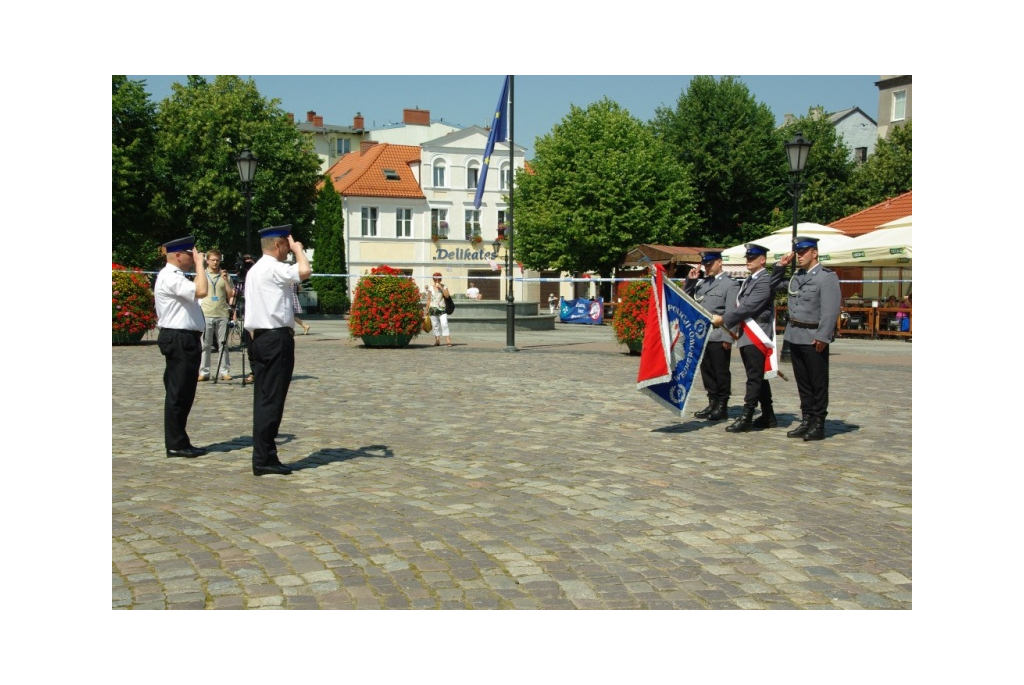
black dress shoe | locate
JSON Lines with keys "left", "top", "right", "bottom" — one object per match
{"left": 167, "top": 447, "right": 202, "bottom": 458}
{"left": 253, "top": 463, "right": 293, "bottom": 476}
{"left": 187, "top": 445, "right": 208, "bottom": 456}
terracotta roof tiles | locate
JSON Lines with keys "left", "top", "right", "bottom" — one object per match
{"left": 829, "top": 191, "right": 912, "bottom": 236}
{"left": 319, "top": 143, "right": 425, "bottom": 199}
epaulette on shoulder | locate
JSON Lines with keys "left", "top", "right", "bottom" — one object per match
{"left": 822, "top": 267, "right": 834, "bottom": 273}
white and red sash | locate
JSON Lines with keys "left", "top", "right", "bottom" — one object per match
{"left": 741, "top": 315, "right": 778, "bottom": 380}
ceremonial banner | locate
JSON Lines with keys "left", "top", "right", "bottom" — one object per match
{"left": 636, "top": 264, "right": 712, "bottom": 416}
{"left": 559, "top": 297, "right": 604, "bottom": 325}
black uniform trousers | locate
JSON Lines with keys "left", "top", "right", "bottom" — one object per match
{"left": 789, "top": 343, "right": 830, "bottom": 419}
{"left": 700, "top": 341, "right": 733, "bottom": 401}
{"left": 250, "top": 328, "right": 295, "bottom": 467}
{"left": 157, "top": 328, "right": 202, "bottom": 450}
{"left": 739, "top": 345, "right": 772, "bottom": 411}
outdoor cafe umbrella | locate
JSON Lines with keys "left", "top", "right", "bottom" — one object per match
{"left": 720, "top": 223, "right": 854, "bottom": 267}
{"left": 819, "top": 215, "right": 912, "bottom": 267}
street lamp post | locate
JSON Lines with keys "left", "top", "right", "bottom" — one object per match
{"left": 235, "top": 148, "right": 259, "bottom": 255}
{"left": 492, "top": 229, "right": 516, "bottom": 351}
{"left": 781, "top": 132, "right": 812, "bottom": 361}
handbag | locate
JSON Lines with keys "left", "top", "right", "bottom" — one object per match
{"left": 444, "top": 294, "right": 455, "bottom": 315}
{"left": 423, "top": 309, "right": 433, "bottom": 332}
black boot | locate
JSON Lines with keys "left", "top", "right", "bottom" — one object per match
{"left": 694, "top": 399, "right": 715, "bottom": 419}
{"left": 726, "top": 407, "right": 754, "bottom": 432}
{"left": 752, "top": 404, "right": 777, "bottom": 429}
{"left": 787, "top": 415, "right": 811, "bottom": 438}
{"left": 803, "top": 416, "right": 826, "bottom": 441}
{"left": 707, "top": 397, "right": 729, "bottom": 421}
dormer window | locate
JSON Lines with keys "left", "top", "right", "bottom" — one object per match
{"left": 383, "top": 168, "right": 400, "bottom": 181}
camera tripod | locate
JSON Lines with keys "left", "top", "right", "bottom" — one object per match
{"left": 212, "top": 287, "right": 252, "bottom": 388}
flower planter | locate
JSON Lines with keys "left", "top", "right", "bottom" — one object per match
{"left": 626, "top": 340, "right": 643, "bottom": 356}
{"left": 113, "top": 330, "right": 147, "bottom": 345}
{"left": 361, "top": 333, "right": 412, "bottom": 348}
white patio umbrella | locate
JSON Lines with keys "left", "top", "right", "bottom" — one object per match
{"left": 820, "top": 215, "right": 912, "bottom": 266}
{"left": 720, "top": 223, "right": 854, "bottom": 266}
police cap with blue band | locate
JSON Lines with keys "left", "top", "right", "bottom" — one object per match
{"left": 162, "top": 236, "right": 195, "bottom": 253}
{"left": 793, "top": 236, "right": 819, "bottom": 251}
{"left": 700, "top": 250, "right": 723, "bottom": 263}
{"left": 744, "top": 243, "right": 769, "bottom": 259}
{"left": 259, "top": 224, "right": 292, "bottom": 239}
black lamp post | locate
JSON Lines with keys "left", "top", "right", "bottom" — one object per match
{"left": 781, "top": 132, "right": 812, "bottom": 360}
{"left": 492, "top": 228, "right": 517, "bottom": 351}
{"left": 235, "top": 148, "right": 259, "bottom": 255}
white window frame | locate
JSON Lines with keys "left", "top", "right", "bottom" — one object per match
{"left": 467, "top": 162, "right": 480, "bottom": 190}
{"left": 892, "top": 90, "right": 906, "bottom": 122}
{"left": 431, "top": 208, "right": 449, "bottom": 238}
{"left": 465, "top": 209, "right": 481, "bottom": 239}
{"left": 499, "top": 164, "right": 511, "bottom": 191}
{"left": 336, "top": 138, "right": 350, "bottom": 156}
{"left": 396, "top": 208, "right": 412, "bottom": 238}
{"left": 433, "top": 161, "right": 447, "bottom": 188}
{"left": 361, "top": 207, "right": 378, "bottom": 237}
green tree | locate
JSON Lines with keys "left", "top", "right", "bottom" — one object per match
{"left": 112, "top": 76, "right": 162, "bottom": 268}
{"left": 772, "top": 109, "right": 857, "bottom": 228}
{"left": 310, "top": 176, "right": 348, "bottom": 314}
{"left": 153, "top": 76, "right": 322, "bottom": 263}
{"left": 652, "top": 75, "right": 785, "bottom": 246}
{"left": 514, "top": 98, "right": 698, "bottom": 278}
{"left": 846, "top": 121, "right": 912, "bottom": 209}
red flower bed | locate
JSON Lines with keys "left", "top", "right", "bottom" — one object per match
{"left": 348, "top": 264, "right": 424, "bottom": 338}
{"left": 112, "top": 263, "right": 157, "bottom": 335}
{"left": 612, "top": 279, "right": 651, "bottom": 347}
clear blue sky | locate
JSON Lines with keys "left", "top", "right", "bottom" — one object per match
{"left": 126, "top": 75, "right": 880, "bottom": 159}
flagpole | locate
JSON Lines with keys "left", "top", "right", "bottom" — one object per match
{"left": 504, "top": 74, "right": 517, "bottom": 352}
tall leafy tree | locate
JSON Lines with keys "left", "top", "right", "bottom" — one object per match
{"left": 772, "top": 109, "right": 857, "bottom": 228}
{"left": 846, "top": 120, "right": 912, "bottom": 209}
{"left": 153, "top": 76, "right": 321, "bottom": 264}
{"left": 514, "top": 98, "right": 698, "bottom": 278}
{"left": 112, "top": 76, "right": 162, "bottom": 268}
{"left": 652, "top": 75, "right": 785, "bottom": 246}
{"left": 310, "top": 176, "right": 348, "bottom": 313}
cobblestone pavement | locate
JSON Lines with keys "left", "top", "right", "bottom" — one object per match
{"left": 112, "top": 319, "right": 911, "bottom": 609}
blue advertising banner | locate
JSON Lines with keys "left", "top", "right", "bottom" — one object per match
{"left": 559, "top": 297, "right": 604, "bottom": 325}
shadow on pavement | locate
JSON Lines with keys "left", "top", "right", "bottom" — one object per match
{"left": 289, "top": 444, "right": 394, "bottom": 471}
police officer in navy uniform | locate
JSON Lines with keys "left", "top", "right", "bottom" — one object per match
{"left": 772, "top": 236, "right": 842, "bottom": 440}
{"left": 685, "top": 251, "right": 740, "bottom": 421}
{"left": 711, "top": 243, "right": 777, "bottom": 432}
{"left": 154, "top": 236, "right": 209, "bottom": 457}
{"left": 243, "top": 225, "right": 312, "bottom": 476}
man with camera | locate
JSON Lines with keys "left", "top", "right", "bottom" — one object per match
{"left": 198, "top": 249, "right": 235, "bottom": 382}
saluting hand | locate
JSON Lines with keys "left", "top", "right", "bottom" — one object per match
{"left": 778, "top": 252, "right": 795, "bottom": 268}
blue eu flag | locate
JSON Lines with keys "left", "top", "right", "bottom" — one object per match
{"left": 473, "top": 75, "right": 510, "bottom": 210}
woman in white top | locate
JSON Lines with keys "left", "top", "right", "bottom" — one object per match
{"left": 426, "top": 272, "right": 453, "bottom": 347}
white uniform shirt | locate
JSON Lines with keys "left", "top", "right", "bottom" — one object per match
{"left": 155, "top": 262, "right": 205, "bottom": 331}
{"left": 243, "top": 254, "right": 301, "bottom": 332}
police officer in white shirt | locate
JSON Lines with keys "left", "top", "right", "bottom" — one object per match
{"left": 243, "top": 225, "right": 312, "bottom": 476}
{"left": 154, "top": 236, "right": 209, "bottom": 458}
